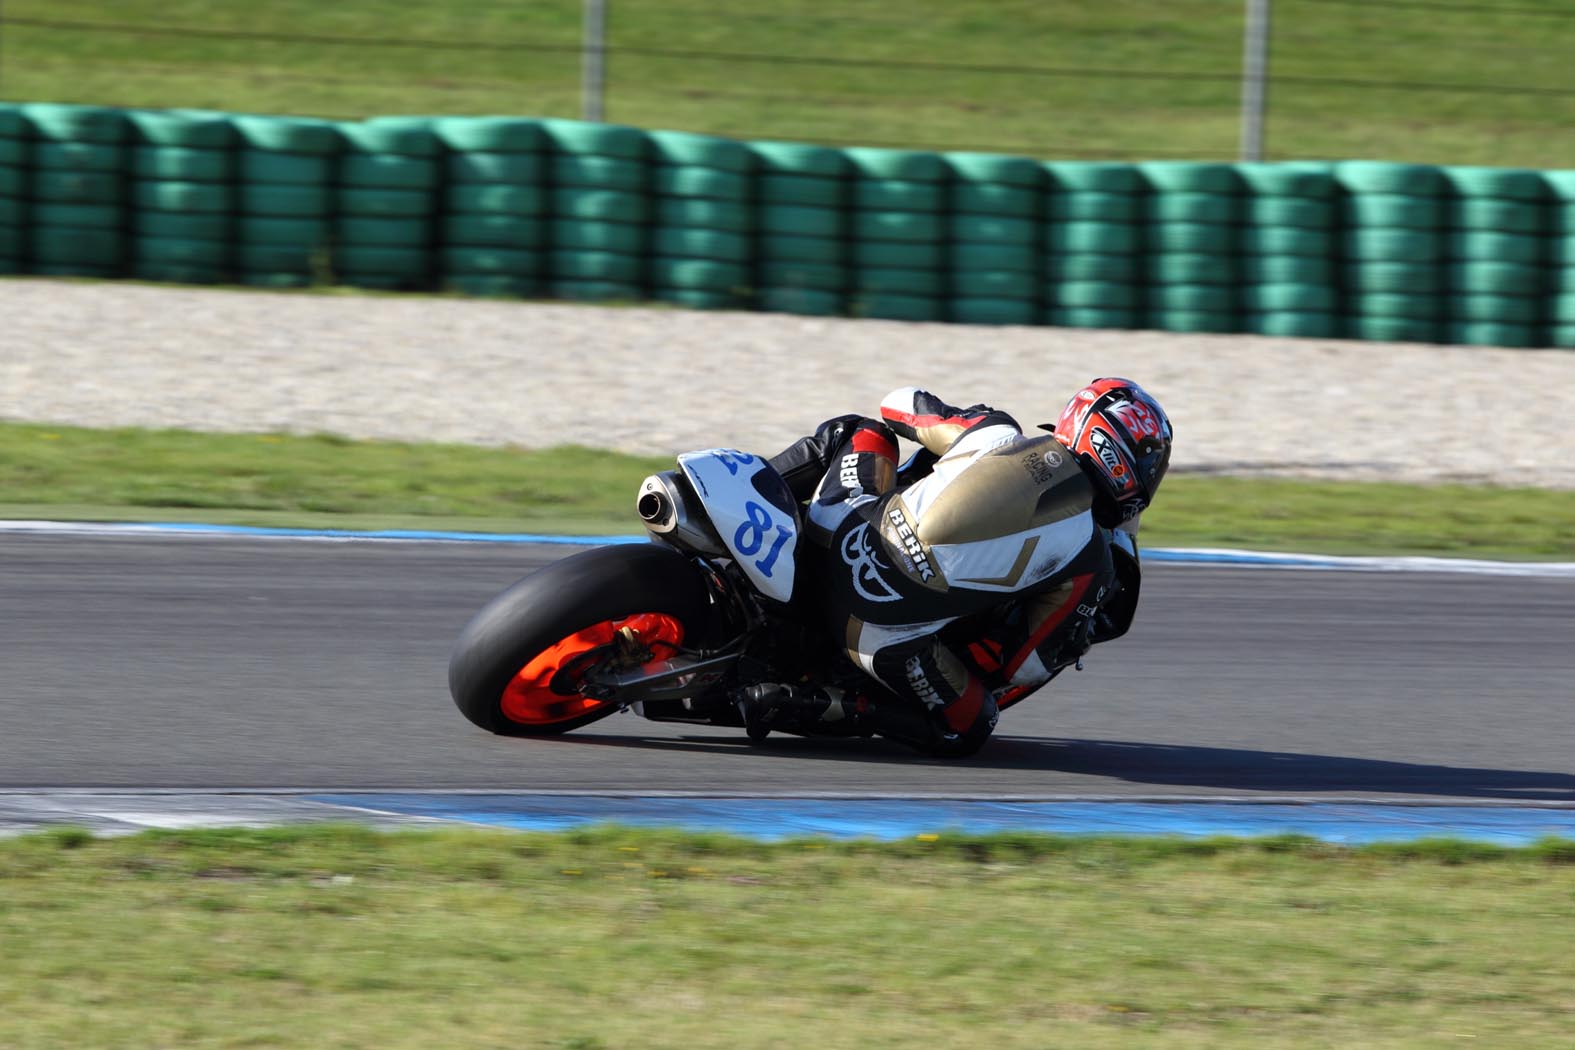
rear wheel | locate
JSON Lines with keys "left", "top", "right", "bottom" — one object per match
{"left": 448, "top": 544, "right": 718, "bottom": 735}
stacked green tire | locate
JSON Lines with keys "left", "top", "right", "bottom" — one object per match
{"left": 1042, "top": 162, "right": 1143, "bottom": 330}
{"left": 648, "top": 130, "right": 752, "bottom": 310}
{"left": 335, "top": 117, "right": 439, "bottom": 290}
{"left": 1439, "top": 166, "right": 1546, "bottom": 348}
{"left": 1337, "top": 161, "right": 1445, "bottom": 343}
{"left": 845, "top": 147, "right": 947, "bottom": 321}
{"left": 945, "top": 152, "right": 1042, "bottom": 325}
{"left": 0, "top": 104, "right": 26, "bottom": 274}
{"left": 541, "top": 119, "right": 649, "bottom": 303}
{"left": 1548, "top": 171, "right": 1575, "bottom": 349}
{"left": 23, "top": 103, "right": 128, "bottom": 277}
{"left": 750, "top": 141, "right": 848, "bottom": 317}
{"left": 125, "top": 110, "right": 235, "bottom": 284}
{"left": 1138, "top": 162, "right": 1243, "bottom": 334}
{"left": 434, "top": 117, "right": 545, "bottom": 298}
{"left": 1236, "top": 162, "right": 1339, "bottom": 338}
{"left": 233, "top": 114, "right": 340, "bottom": 287}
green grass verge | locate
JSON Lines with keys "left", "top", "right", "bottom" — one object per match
{"left": 3, "top": 825, "right": 1575, "bottom": 1049}
{"left": 3, "top": 0, "right": 1572, "bottom": 166}
{"left": 4, "top": 421, "right": 1573, "bottom": 558}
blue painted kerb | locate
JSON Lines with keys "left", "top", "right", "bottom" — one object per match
{"left": 311, "top": 795, "right": 1575, "bottom": 846}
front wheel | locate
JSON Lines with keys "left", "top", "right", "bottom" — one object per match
{"left": 448, "top": 543, "right": 718, "bottom": 736}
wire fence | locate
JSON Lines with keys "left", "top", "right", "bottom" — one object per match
{"left": 1, "top": 3, "right": 1571, "bottom": 163}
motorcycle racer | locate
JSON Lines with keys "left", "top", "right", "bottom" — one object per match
{"left": 746, "top": 380, "right": 1173, "bottom": 757}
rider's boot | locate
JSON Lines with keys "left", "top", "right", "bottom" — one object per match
{"left": 735, "top": 683, "right": 877, "bottom": 740}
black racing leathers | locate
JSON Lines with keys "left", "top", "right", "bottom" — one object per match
{"left": 779, "top": 388, "right": 1133, "bottom": 757}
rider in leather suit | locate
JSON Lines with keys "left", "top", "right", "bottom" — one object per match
{"left": 746, "top": 379, "right": 1173, "bottom": 757}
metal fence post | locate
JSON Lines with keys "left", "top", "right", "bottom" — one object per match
{"left": 1239, "top": 0, "right": 1271, "bottom": 162}
{"left": 582, "top": 0, "right": 606, "bottom": 123}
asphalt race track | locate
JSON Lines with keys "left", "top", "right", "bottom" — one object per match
{"left": 3, "top": 534, "right": 1573, "bottom": 802}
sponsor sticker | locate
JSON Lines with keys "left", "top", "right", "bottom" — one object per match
{"left": 841, "top": 522, "right": 903, "bottom": 603}
{"left": 886, "top": 507, "right": 937, "bottom": 583}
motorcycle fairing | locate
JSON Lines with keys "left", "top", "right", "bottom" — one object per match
{"left": 678, "top": 448, "right": 800, "bottom": 603}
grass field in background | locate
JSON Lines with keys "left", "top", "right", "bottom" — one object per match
{"left": 3, "top": 825, "right": 1574, "bottom": 1049}
{"left": 3, "top": 421, "right": 1573, "bottom": 559}
{"left": 2, "top": 0, "right": 1572, "bottom": 166}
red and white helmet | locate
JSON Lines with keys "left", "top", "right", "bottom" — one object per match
{"left": 1050, "top": 378, "right": 1173, "bottom": 522}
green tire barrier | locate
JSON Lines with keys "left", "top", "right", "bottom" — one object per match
{"left": 750, "top": 142, "right": 849, "bottom": 178}
{"left": 1147, "top": 284, "right": 1237, "bottom": 312}
{"left": 950, "top": 298, "right": 1039, "bottom": 325}
{"left": 763, "top": 234, "right": 843, "bottom": 265}
{"left": 1352, "top": 292, "right": 1441, "bottom": 319}
{"left": 239, "top": 217, "right": 331, "bottom": 247}
{"left": 433, "top": 117, "right": 544, "bottom": 153}
{"left": 22, "top": 103, "right": 127, "bottom": 144}
{"left": 653, "top": 227, "right": 750, "bottom": 262}
{"left": 1045, "top": 221, "right": 1139, "bottom": 254}
{"left": 36, "top": 142, "right": 122, "bottom": 172}
{"left": 448, "top": 152, "right": 544, "bottom": 184}
{"left": 0, "top": 164, "right": 24, "bottom": 197}
{"left": 1147, "top": 222, "right": 1237, "bottom": 253}
{"left": 132, "top": 263, "right": 222, "bottom": 284}
{"left": 449, "top": 185, "right": 543, "bottom": 216}
{"left": 338, "top": 188, "right": 433, "bottom": 218}
{"left": 1346, "top": 316, "right": 1440, "bottom": 342}
{"left": 132, "top": 146, "right": 230, "bottom": 182}
{"left": 1448, "top": 293, "right": 1539, "bottom": 324}
{"left": 658, "top": 166, "right": 750, "bottom": 201}
{"left": 1335, "top": 161, "right": 1444, "bottom": 195}
{"left": 1234, "top": 162, "right": 1335, "bottom": 197}
{"left": 1343, "top": 228, "right": 1443, "bottom": 261}
{"left": 336, "top": 245, "right": 428, "bottom": 276}
{"left": 339, "top": 117, "right": 439, "bottom": 156}
{"left": 945, "top": 152, "right": 1041, "bottom": 187}
{"left": 1550, "top": 293, "right": 1575, "bottom": 322}
{"left": 1242, "top": 283, "right": 1337, "bottom": 312}
{"left": 242, "top": 184, "right": 332, "bottom": 217}
{"left": 341, "top": 154, "right": 439, "bottom": 191}
{"left": 1144, "top": 253, "right": 1239, "bottom": 285}
{"left": 541, "top": 119, "right": 648, "bottom": 159}
{"left": 1242, "top": 255, "right": 1334, "bottom": 283}
{"left": 1147, "top": 309, "right": 1240, "bottom": 333}
{"left": 656, "top": 197, "right": 751, "bottom": 232}
{"left": 855, "top": 267, "right": 944, "bottom": 296}
{"left": 1446, "top": 261, "right": 1543, "bottom": 295}
{"left": 1448, "top": 231, "right": 1543, "bottom": 265}
{"left": 0, "top": 138, "right": 24, "bottom": 165}
{"left": 853, "top": 240, "right": 943, "bottom": 269}
{"left": 445, "top": 215, "right": 542, "bottom": 249}
{"left": 442, "top": 247, "right": 541, "bottom": 276}
{"left": 953, "top": 183, "right": 1037, "bottom": 217}
{"left": 1244, "top": 312, "right": 1340, "bottom": 338}
{"left": 953, "top": 242, "right": 1035, "bottom": 271}
{"left": 1144, "top": 193, "right": 1239, "bottom": 224}
{"left": 239, "top": 243, "right": 324, "bottom": 271}
{"left": 1138, "top": 162, "right": 1242, "bottom": 194}
{"left": 845, "top": 148, "right": 946, "bottom": 181}
{"left": 951, "top": 269, "right": 1035, "bottom": 299}
{"left": 1047, "top": 306, "right": 1140, "bottom": 329}
{"left": 1043, "top": 162, "right": 1140, "bottom": 193}
{"left": 240, "top": 150, "right": 333, "bottom": 184}
{"left": 855, "top": 180, "right": 945, "bottom": 211}
{"left": 339, "top": 273, "right": 417, "bottom": 290}
{"left": 339, "top": 217, "right": 429, "bottom": 247}
{"left": 758, "top": 174, "right": 841, "bottom": 207}
{"left": 1240, "top": 226, "right": 1333, "bottom": 256}
{"left": 1051, "top": 281, "right": 1138, "bottom": 309}
{"left": 654, "top": 288, "right": 747, "bottom": 310}
{"left": 0, "top": 200, "right": 24, "bottom": 226}
{"left": 449, "top": 275, "right": 538, "bottom": 297}
{"left": 758, "top": 287, "right": 844, "bottom": 315}
{"left": 852, "top": 211, "right": 944, "bottom": 242}
{"left": 1342, "top": 195, "right": 1442, "bottom": 229}
{"left": 1047, "top": 192, "right": 1139, "bottom": 222}
{"left": 1246, "top": 197, "right": 1335, "bottom": 228}
{"left": 132, "top": 236, "right": 227, "bottom": 266}
{"left": 238, "top": 271, "right": 313, "bottom": 288}
{"left": 33, "top": 203, "right": 116, "bottom": 228}
{"left": 550, "top": 249, "right": 643, "bottom": 283}
{"left": 552, "top": 154, "right": 646, "bottom": 192}
{"left": 32, "top": 170, "right": 120, "bottom": 205}
{"left": 549, "top": 279, "right": 644, "bottom": 301}
{"left": 1451, "top": 198, "right": 1543, "bottom": 233}
{"left": 855, "top": 293, "right": 943, "bottom": 322}
{"left": 32, "top": 263, "right": 119, "bottom": 278}
{"left": 1344, "top": 262, "right": 1440, "bottom": 293}
{"left": 30, "top": 226, "right": 121, "bottom": 265}
{"left": 951, "top": 215, "right": 1035, "bottom": 245}
{"left": 134, "top": 181, "right": 230, "bottom": 213}
{"left": 232, "top": 116, "right": 339, "bottom": 154}
{"left": 649, "top": 258, "right": 749, "bottom": 291}
{"left": 760, "top": 204, "right": 841, "bottom": 238}
{"left": 553, "top": 188, "right": 647, "bottom": 224}
{"left": 1439, "top": 165, "right": 1546, "bottom": 200}
{"left": 648, "top": 130, "right": 751, "bottom": 172}
{"left": 1446, "top": 321, "right": 1541, "bottom": 348}
{"left": 127, "top": 109, "right": 235, "bottom": 149}
{"left": 761, "top": 261, "right": 846, "bottom": 291}
{"left": 0, "top": 224, "right": 18, "bottom": 256}
{"left": 135, "top": 211, "right": 230, "bottom": 240}
{"left": 1044, "top": 253, "right": 1138, "bottom": 282}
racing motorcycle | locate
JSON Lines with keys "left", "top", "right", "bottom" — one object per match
{"left": 448, "top": 447, "right": 1129, "bottom": 746}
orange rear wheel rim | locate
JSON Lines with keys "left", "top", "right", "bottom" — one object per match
{"left": 499, "top": 613, "right": 685, "bottom": 726}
